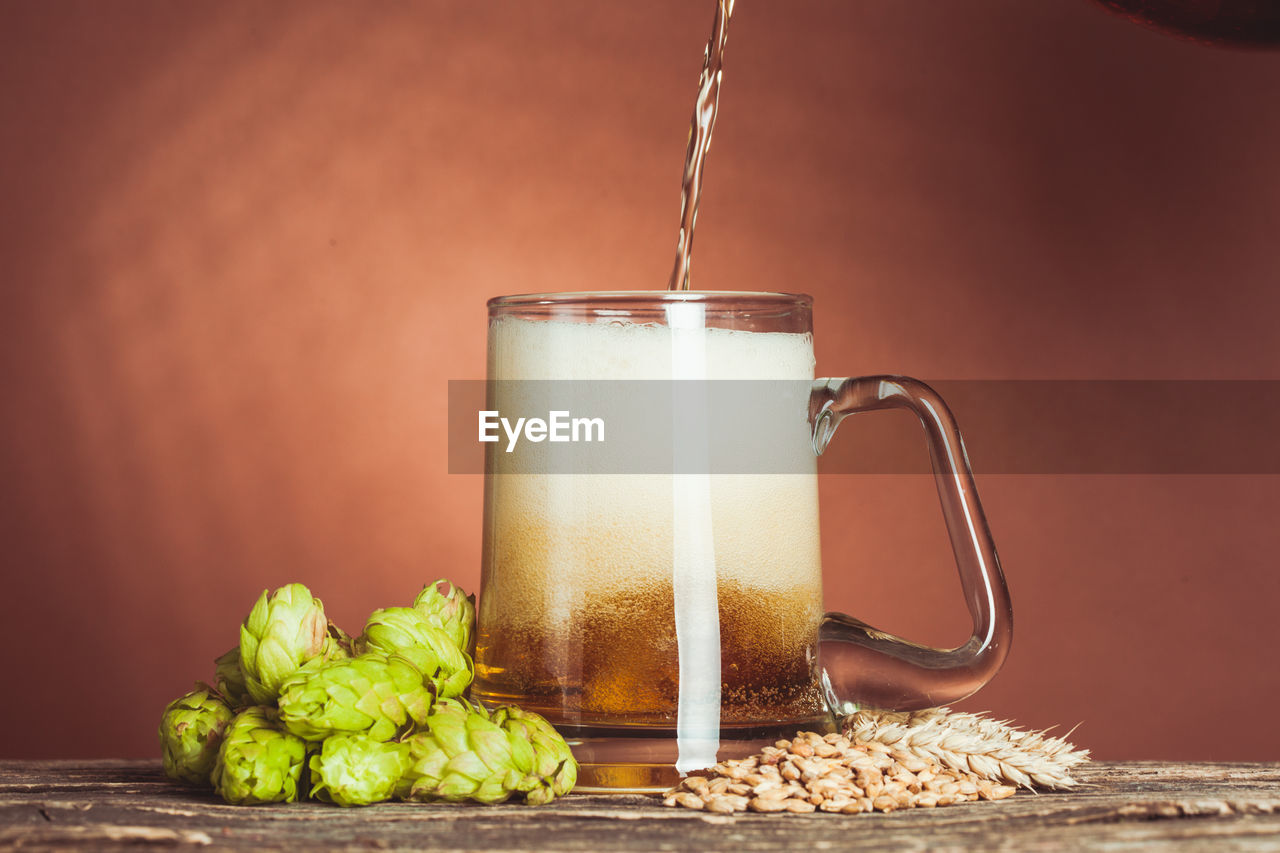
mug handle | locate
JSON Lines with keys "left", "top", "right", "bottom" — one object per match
{"left": 810, "top": 376, "right": 1012, "bottom": 713}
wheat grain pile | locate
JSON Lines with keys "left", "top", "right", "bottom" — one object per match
{"left": 662, "top": 707, "right": 1089, "bottom": 815}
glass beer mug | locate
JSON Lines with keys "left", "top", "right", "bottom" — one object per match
{"left": 472, "top": 292, "right": 1012, "bottom": 791}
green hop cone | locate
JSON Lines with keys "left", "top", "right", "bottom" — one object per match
{"left": 239, "top": 583, "right": 345, "bottom": 704}
{"left": 213, "top": 646, "right": 251, "bottom": 709}
{"left": 309, "top": 734, "right": 411, "bottom": 807}
{"left": 489, "top": 705, "right": 578, "bottom": 804}
{"left": 211, "top": 706, "right": 307, "bottom": 805}
{"left": 158, "top": 683, "right": 234, "bottom": 786}
{"left": 358, "top": 606, "right": 474, "bottom": 698}
{"left": 411, "top": 579, "right": 476, "bottom": 653}
{"left": 276, "top": 653, "right": 434, "bottom": 743}
{"left": 399, "top": 698, "right": 537, "bottom": 804}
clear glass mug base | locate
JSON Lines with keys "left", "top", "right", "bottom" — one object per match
{"left": 536, "top": 717, "right": 836, "bottom": 794}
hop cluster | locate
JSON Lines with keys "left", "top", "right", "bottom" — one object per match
{"left": 157, "top": 580, "right": 576, "bottom": 808}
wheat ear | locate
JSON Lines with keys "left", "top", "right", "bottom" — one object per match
{"left": 843, "top": 707, "right": 1090, "bottom": 790}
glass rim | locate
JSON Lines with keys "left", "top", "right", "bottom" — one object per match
{"left": 487, "top": 290, "right": 813, "bottom": 310}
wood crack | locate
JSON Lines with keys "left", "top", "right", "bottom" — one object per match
{"left": 0, "top": 824, "right": 215, "bottom": 846}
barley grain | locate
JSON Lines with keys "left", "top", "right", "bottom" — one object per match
{"left": 674, "top": 792, "right": 704, "bottom": 810}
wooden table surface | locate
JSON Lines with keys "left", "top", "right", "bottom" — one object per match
{"left": 1, "top": 760, "right": 1278, "bottom": 851}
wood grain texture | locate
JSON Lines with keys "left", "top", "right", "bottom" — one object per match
{"left": 1, "top": 761, "right": 1278, "bottom": 851}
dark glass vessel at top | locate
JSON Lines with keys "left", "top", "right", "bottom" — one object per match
{"left": 1095, "top": 0, "right": 1280, "bottom": 46}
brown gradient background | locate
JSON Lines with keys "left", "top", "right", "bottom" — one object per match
{"left": 3, "top": 0, "right": 1279, "bottom": 760}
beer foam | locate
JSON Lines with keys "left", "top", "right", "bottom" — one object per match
{"left": 487, "top": 314, "right": 816, "bottom": 380}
